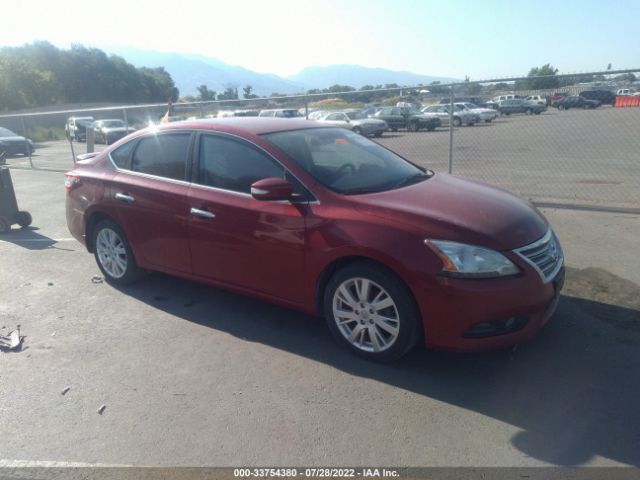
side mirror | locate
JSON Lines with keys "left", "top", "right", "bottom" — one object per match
{"left": 250, "top": 177, "right": 294, "bottom": 201}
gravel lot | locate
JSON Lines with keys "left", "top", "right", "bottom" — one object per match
{"left": 0, "top": 109, "right": 639, "bottom": 468}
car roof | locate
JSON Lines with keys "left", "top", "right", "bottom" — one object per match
{"left": 151, "top": 117, "right": 328, "bottom": 136}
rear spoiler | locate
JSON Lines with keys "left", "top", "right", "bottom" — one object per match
{"left": 76, "top": 152, "right": 100, "bottom": 163}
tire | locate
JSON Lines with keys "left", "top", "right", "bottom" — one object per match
{"left": 92, "top": 219, "right": 144, "bottom": 285}
{"left": 452, "top": 117, "right": 462, "bottom": 127}
{"left": 407, "top": 122, "right": 419, "bottom": 132}
{"left": 558, "top": 105, "right": 565, "bottom": 110}
{"left": 0, "top": 217, "right": 10, "bottom": 234}
{"left": 374, "top": 132, "right": 383, "bottom": 138}
{"left": 353, "top": 127, "right": 362, "bottom": 135}
{"left": 323, "top": 261, "right": 421, "bottom": 362}
{"left": 535, "top": 111, "right": 541, "bottom": 115}
{"left": 16, "top": 211, "right": 32, "bottom": 228}
{"left": 525, "top": 108, "right": 532, "bottom": 115}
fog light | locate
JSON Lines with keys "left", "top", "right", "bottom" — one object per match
{"left": 463, "top": 315, "right": 529, "bottom": 338}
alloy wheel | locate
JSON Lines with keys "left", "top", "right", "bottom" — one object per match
{"left": 332, "top": 277, "right": 400, "bottom": 353}
{"left": 96, "top": 228, "right": 128, "bottom": 279}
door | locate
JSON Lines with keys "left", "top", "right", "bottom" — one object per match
{"left": 188, "top": 133, "right": 307, "bottom": 303}
{"left": 109, "top": 132, "right": 193, "bottom": 273}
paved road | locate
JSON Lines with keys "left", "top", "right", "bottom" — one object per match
{"left": 0, "top": 166, "right": 638, "bottom": 468}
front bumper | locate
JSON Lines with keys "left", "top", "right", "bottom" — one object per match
{"left": 415, "top": 263, "right": 564, "bottom": 352}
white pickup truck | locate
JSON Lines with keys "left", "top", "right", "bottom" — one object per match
{"left": 616, "top": 88, "right": 640, "bottom": 96}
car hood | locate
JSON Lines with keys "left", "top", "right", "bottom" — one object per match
{"left": 102, "top": 127, "right": 131, "bottom": 133}
{"left": 0, "top": 135, "right": 27, "bottom": 143}
{"left": 351, "top": 118, "right": 386, "bottom": 126}
{"left": 348, "top": 173, "right": 548, "bottom": 251}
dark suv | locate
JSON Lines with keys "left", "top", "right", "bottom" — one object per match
{"left": 579, "top": 90, "right": 616, "bottom": 106}
{"left": 372, "top": 107, "right": 441, "bottom": 132}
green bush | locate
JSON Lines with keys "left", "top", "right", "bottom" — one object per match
{"left": 27, "top": 126, "right": 66, "bottom": 142}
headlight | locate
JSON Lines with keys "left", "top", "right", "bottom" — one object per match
{"left": 425, "top": 239, "right": 520, "bottom": 278}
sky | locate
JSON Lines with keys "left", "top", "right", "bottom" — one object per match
{"left": 1, "top": 0, "right": 639, "bottom": 79}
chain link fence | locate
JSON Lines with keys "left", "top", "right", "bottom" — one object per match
{"left": 1, "top": 69, "right": 639, "bottom": 212}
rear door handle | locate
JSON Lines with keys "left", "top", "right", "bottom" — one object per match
{"left": 190, "top": 207, "right": 216, "bottom": 219}
{"left": 115, "top": 193, "right": 135, "bottom": 203}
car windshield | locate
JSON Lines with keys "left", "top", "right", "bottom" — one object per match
{"left": 0, "top": 127, "right": 17, "bottom": 137}
{"left": 345, "top": 111, "right": 366, "bottom": 120}
{"left": 263, "top": 128, "right": 430, "bottom": 195}
{"left": 101, "top": 120, "right": 124, "bottom": 128}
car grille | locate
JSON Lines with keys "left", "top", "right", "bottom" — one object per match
{"left": 513, "top": 229, "right": 564, "bottom": 283}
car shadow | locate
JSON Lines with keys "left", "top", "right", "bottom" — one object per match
{"left": 112, "top": 271, "right": 640, "bottom": 467}
{"left": 0, "top": 226, "right": 57, "bottom": 250}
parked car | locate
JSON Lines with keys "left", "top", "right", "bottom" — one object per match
{"left": 524, "top": 95, "right": 547, "bottom": 106}
{"left": 454, "top": 102, "right": 498, "bottom": 123}
{"left": 491, "top": 94, "right": 522, "bottom": 104}
{"left": 554, "top": 96, "right": 601, "bottom": 110}
{"left": 549, "top": 92, "right": 569, "bottom": 106}
{"left": 316, "top": 110, "right": 388, "bottom": 137}
{"left": 498, "top": 99, "right": 547, "bottom": 115}
{"left": 439, "top": 96, "right": 485, "bottom": 105}
{"left": 579, "top": 90, "right": 616, "bottom": 105}
{"left": 372, "top": 107, "right": 441, "bottom": 132}
{"left": 258, "top": 109, "right": 303, "bottom": 118}
{"left": 0, "top": 127, "right": 35, "bottom": 157}
{"left": 65, "top": 118, "right": 564, "bottom": 362}
{"left": 93, "top": 119, "right": 136, "bottom": 145}
{"left": 421, "top": 104, "right": 477, "bottom": 126}
{"left": 65, "top": 116, "right": 95, "bottom": 142}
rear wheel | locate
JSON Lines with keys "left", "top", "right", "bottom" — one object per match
{"left": 525, "top": 108, "right": 532, "bottom": 115}
{"left": 407, "top": 122, "right": 419, "bottom": 132}
{"left": 558, "top": 105, "right": 565, "bottom": 110}
{"left": 324, "top": 261, "right": 421, "bottom": 362}
{"left": 453, "top": 117, "right": 462, "bottom": 127}
{"left": 93, "top": 219, "right": 144, "bottom": 285}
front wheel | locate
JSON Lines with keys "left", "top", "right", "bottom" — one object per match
{"left": 452, "top": 117, "right": 462, "bottom": 127}
{"left": 93, "top": 219, "right": 144, "bottom": 285}
{"left": 407, "top": 122, "right": 419, "bottom": 132}
{"left": 324, "top": 261, "right": 421, "bottom": 362}
{"left": 525, "top": 108, "right": 532, "bottom": 115}
{"left": 16, "top": 211, "right": 32, "bottom": 228}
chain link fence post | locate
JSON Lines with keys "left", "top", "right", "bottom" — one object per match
{"left": 20, "top": 116, "right": 33, "bottom": 169}
{"left": 448, "top": 86, "right": 454, "bottom": 174}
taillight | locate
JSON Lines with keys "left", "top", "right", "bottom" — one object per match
{"left": 65, "top": 173, "right": 81, "bottom": 192}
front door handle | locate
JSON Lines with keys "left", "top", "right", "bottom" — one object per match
{"left": 115, "top": 193, "right": 135, "bottom": 203}
{"left": 190, "top": 207, "right": 216, "bottom": 219}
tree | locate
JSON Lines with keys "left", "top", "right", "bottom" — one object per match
{"left": 520, "top": 64, "right": 560, "bottom": 90}
{"left": 242, "top": 85, "right": 258, "bottom": 99}
{"left": 197, "top": 85, "right": 217, "bottom": 101}
{"left": 218, "top": 87, "right": 239, "bottom": 100}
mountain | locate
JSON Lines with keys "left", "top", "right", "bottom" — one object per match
{"left": 105, "top": 48, "right": 305, "bottom": 97}
{"left": 287, "top": 64, "right": 457, "bottom": 89}
{"left": 105, "top": 48, "right": 457, "bottom": 97}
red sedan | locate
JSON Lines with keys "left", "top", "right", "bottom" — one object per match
{"left": 66, "top": 118, "right": 564, "bottom": 362}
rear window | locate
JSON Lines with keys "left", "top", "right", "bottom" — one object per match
{"left": 110, "top": 140, "right": 136, "bottom": 168}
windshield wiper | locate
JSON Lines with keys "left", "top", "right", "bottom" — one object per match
{"left": 389, "top": 172, "right": 430, "bottom": 189}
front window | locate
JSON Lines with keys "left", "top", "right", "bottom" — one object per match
{"left": 345, "top": 111, "right": 366, "bottom": 120}
{"left": 263, "top": 128, "right": 430, "bottom": 195}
